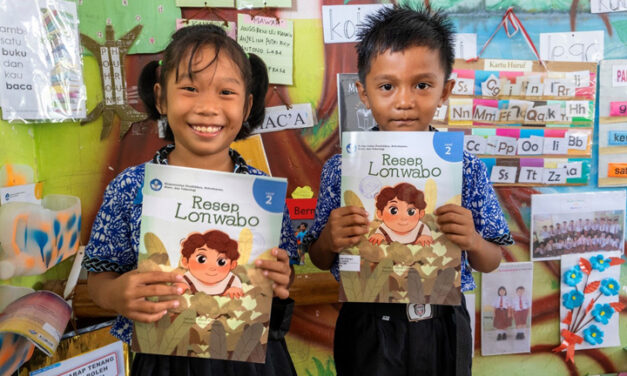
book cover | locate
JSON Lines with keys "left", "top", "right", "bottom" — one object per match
{"left": 131, "top": 164, "right": 287, "bottom": 363}
{"left": 340, "top": 131, "right": 463, "bottom": 305}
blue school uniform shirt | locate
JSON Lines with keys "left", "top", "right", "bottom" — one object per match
{"left": 302, "top": 131, "right": 514, "bottom": 292}
{"left": 82, "top": 144, "right": 298, "bottom": 343}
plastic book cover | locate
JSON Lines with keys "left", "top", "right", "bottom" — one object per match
{"left": 339, "top": 131, "right": 463, "bottom": 305}
{"left": 131, "top": 164, "right": 287, "bottom": 363}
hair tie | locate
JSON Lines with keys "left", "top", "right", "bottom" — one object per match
{"left": 158, "top": 59, "right": 163, "bottom": 66}
{"left": 245, "top": 53, "right": 250, "bottom": 59}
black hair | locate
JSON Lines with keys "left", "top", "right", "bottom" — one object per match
{"left": 498, "top": 286, "right": 507, "bottom": 295}
{"left": 138, "top": 24, "right": 269, "bottom": 141}
{"left": 299, "top": 223, "right": 308, "bottom": 229}
{"left": 355, "top": 5, "right": 455, "bottom": 85}
{"left": 516, "top": 286, "right": 525, "bottom": 291}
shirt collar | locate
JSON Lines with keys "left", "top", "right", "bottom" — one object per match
{"left": 151, "top": 144, "right": 250, "bottom": 174}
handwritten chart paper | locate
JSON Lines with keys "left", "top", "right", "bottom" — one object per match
{"left": 539, "top": 31, "right": 604, "bottom": 63}
{"left": 237, "top": 14, "right": 293, "bottom": 85}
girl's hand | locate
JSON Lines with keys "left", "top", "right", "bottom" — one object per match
{"left": 319, "top": 206, "right": 369, "bottom": 253}
{"left": 255, "top": 247, "right": 292, "bottom": 299}
{"left": 434, "top": 204, "right": 481, "bottom": 251}
{"left": 100, "top": 271, "right": 184, "bottom": 323}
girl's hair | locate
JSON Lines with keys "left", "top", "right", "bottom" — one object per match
{"left": 181, "top": 230, "right": 239, "bottom": 261}
{"left": 138, "top": 24, "right": 269, "bottom": 141}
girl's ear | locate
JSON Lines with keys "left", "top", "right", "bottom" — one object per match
{"left": 244, "top": 93, "right": 253, "bottom": 121}
{"left": 154, "top": 83, "right": 166, "bottom": 114}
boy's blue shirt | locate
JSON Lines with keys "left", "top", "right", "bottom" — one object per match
{"left": 83, "top": 144, "right": 298, "bottom": 343}
{"left": 303, "top": 131, "right": 514, "bottom": 292}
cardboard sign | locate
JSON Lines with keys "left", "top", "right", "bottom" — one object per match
{"left": 254, "top": 103, "right": 315, "bottom": 134}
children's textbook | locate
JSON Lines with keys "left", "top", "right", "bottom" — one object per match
{"left": 340, "top": 131, "right": 464, "bottom": 305}
{"left": 131, "top": 164, "right": 287, "bottom": 363}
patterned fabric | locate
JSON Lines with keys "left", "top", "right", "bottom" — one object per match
{"left": 302, "top": 139, "right": 513, "bottom": 293}
{"left": 83, "top": 144, "right": 297, "bottom": 343}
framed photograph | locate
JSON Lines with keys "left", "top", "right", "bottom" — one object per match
{"left": 530, "top": 191, "right": 625, "bottom": 260}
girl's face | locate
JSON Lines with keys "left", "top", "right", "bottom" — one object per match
{"left": 498, "top": 288, "right": 506, "bottom": 296}
{"left": 156, "top": 45, "right": 251, "bottom": 167}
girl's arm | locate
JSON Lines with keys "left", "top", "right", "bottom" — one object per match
{"left": 434, "top": 204, "right": 502, "bottom": 273}
{"left": 87, "top": 270, "right": 184, "bottom": 322}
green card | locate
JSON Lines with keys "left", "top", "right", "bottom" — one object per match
{"left": 176, "top": 0, "right": 235, "bottom": 6}
{"left": 74, "top": 0, "right": 181, "bottom": 54}
{"left": 237, "top": 14, "right": 293, "bottom": 85}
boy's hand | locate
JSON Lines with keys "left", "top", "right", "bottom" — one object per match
{"left": 319, "top": 206, "right": 369, "bottom": 253}
{"left": 102, "top": 271, "right": 184, "bottom": 323}
{"left": 434, "top": 204, "right": 481, "bottom": 252}
{"left": 222, "top": 287, "right": 244, "bottom": 299}
{"left": 255, "top": 247, "right": 292, "bottom": 299}
{"left": 414, "top": 235, "right": 433, "bottom": 246}
{"left": 368, "top": 233, "right": 385, "bottom": 245}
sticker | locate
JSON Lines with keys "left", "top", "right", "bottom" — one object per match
{"left": 490, "top": 166, "right": 517, "bottom": 184}
{"left": 608, "top": 130, "right": 627, "bottom": 145}
{"left": 542, "top": 167, "right": 567, "bottom": 184}
{"left": 612, "top": 64, "right": 627, "bottom": 87}
{"left": 566, "top": 131, "right": 588, "bottom": 150}
{"left": 525, "top": 81, "right": 544, "bottom": 96}
{"left": 481, "top": 74, "right": 501, "bottom": 96}
{"left": 544, "top": 78, "right": 575, "bottom": 97}
{"left": 488, "top": 136, "right": 517, "bottom": 156}
{"left": 452, "top": 78, "right": 474, "bottom": 95}
{"left": 339, "top": 254, "right": 361, "bottom": 272}
{"left": 518, "top": 167, "right": 544, "bottom": 183}
{"left": 473, "top": 105, "right": 498, "bottom": 122}
{"left": 543, "top": 137, "right": 568, "bottom": 155}
{"left": 607, "top": 163, "right": 627, "bottom": 177}
{"left": 566, "top": 101, "right": 589, "bottom": 118}
{"left": 565, "top": 70, "right": 590, "bottom": 88}
{"left": 464, "top": 135, "right": 487, "bottom": 154}
{"left": 433, "top": 105, "right": 447, "bottom": 121}
{"left": 449, "top": 102, "right": 473, "bottom": 121}
{"left": 483, "top": 59, "right": 532, "bottom": 72}
{"left": 517, "top": 136, "right": 544, "bottom": 155}
{"left": 609, "top": 101, "right": 627, "bottom": 117}
{"left": 558, "top": 162, "right": 583, "bottom": 178}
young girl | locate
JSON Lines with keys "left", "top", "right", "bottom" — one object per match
{"left": 83, "top": 25, "right": 297, "bottom": 375}
{"left": 492, "top": 286, "right": 511, "bottom": 341}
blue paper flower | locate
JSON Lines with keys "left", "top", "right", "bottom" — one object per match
{"left": 600, "top": 278, "right": 620, "bottom": 296}
{"left": 591, "top": 303, "right": 614, "bottom": 325}
{"left": 583, "top": 324, "right": 604, "bottom": 345}
{"left": 563, "top": 267, "right": 582, "bottom": 287}
{"left": 562, "top": 290, "right": 584, "bottom": 309}
{"left": 590, "top": 255, "right": 610, "bottom": 271}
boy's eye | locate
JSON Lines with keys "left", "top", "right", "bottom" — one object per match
{"left": 196, "top": 255, "right": 206, "bottom": 264}
{"left": 389, "top": 206, "right": 398, "bottom": 215}
{"left": 407, "top": 208, "right": 416, "bottom": 216}
{"left": 217, "top": 258, "right": 227, "bottom": 267}
{"left": 380, "top": 83, "right": 393, "bottom": 91}
{"left": 416, "top": 83, "right": 430, "bottom": 90}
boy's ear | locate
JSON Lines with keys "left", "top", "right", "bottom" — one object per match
{"left": 180, "top": 257, "right": 188, "bottom": 268}
{"left": 418, "top": 209, "right": 426, "bottom": 219}
{"left": 375, "top": 209, "right": 383, "bottom": 219}
{"left": 356, "top": 80, "right": 371, "bottom": 109}
{"left": 154, "top": 83, "right": 166, "bottom": 114}
{"left": 439, "top": 79, "right": 455, "bottom": 106}
{"left": 230, "top": 261, "right": 238, "bottom": 270}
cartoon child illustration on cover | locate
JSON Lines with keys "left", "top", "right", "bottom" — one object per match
{"left": 368, "top": 183, "right": 433, "bottom": 246}
{"left": 177, "top": 230, "right": 244, "bottom": 298}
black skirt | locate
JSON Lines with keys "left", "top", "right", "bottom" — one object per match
{"left": 131, "top": 298, "right": 296, "bottom": 376}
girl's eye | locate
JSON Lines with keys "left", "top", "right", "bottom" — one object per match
{"left": 182, "top": 86, "right": 197, "bottom": 92}
{"left": 217, "top": 258, "right": 227, "bottom": 267}
{"left": 389, "top": 206, "right": 398, "bottom": 215}
{"left": 221, "top": 89, "right": 235, "bottom": 95}
{"left": 407, "top": 208, "right": 416, "bottom": 216}
{"left": 380, "top": 83, "right": 393, "bottom": 91}
{"left": 196, "top": 255, "right": 206, "bottom": 264}
{"left": 417, "top": 82, "right": 430, "bottom": 90}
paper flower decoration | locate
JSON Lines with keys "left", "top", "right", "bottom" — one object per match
{"left": 562, "top": 290, "right": 584, "bottom": 309}
{"left": 590, "top": 255, "right": 610, "bottom": 271}
{"left": 591, "top": 303, "right": 614, "bottom": 325}
{"left": 599, "top": 278, "right": 620, "bottom": 296}
{"left": 582, "top": 325, "right": 604, "bottom": 345}
{"left": 563, "top": 267, "right": 582, "bottom": 287}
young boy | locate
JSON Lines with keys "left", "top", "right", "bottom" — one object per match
{"left": 303, "top": 6, "right": 513, "bottom": 376}
{"left": 511, "top": 286, "right": 530, "bottom": 340}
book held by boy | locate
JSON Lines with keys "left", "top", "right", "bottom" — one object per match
{"left": 132, "top": 164, "right": 287, "bottom": 363}
{"left": 340, "top": 131, "right": 463, "bottom": 305}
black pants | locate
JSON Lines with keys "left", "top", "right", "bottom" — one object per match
{"left": 131, "top": 298, "right": 297, "bottom": 376}
{"left": 334, "top": 296, "right": 472, "bottom": 376}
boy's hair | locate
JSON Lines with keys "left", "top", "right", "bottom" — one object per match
{"left": 299, "top": 223, "right": 308, "bottom": 229}
{"left": 375, "top": 183, "right": 426, "bottom": 211}
{"left": 138, "top": 24, "right": 269, "bottom": 141}
{"left": 516, "top": 286, "right": 525, "bottom": 292}
{"left": 356, "top": 5, "right": 455, "bottom": 85}
{"left": 181, "top": 230, "right": 239, "bottom": 261}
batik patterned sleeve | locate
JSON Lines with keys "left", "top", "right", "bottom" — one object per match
{"left": 279, "top": 204, "right": 298, "bottom": 261}
{"left": 82, "top": 167, "right": 143, "bottom": 274}
{"left": 463, "top": 152, "right": 514, "bottom": 246}
{"left": 300, "top": 155, "right": 342, "bottom": 253}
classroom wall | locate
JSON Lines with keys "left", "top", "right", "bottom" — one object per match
{"left": 1, "top": 1, "right": 625, "bottom": 375}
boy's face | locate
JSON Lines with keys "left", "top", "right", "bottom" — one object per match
{"left": 376, "top": 197, "right": 424, "bottom": 234}
{"left": 356, "top": 46, "right": 454, "bottom": 132}
{"left": 516, "top": 289, "right": 524, "bottom": 296}
{"left": 181, "top": 245, "right": 237, "bottom": 285}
